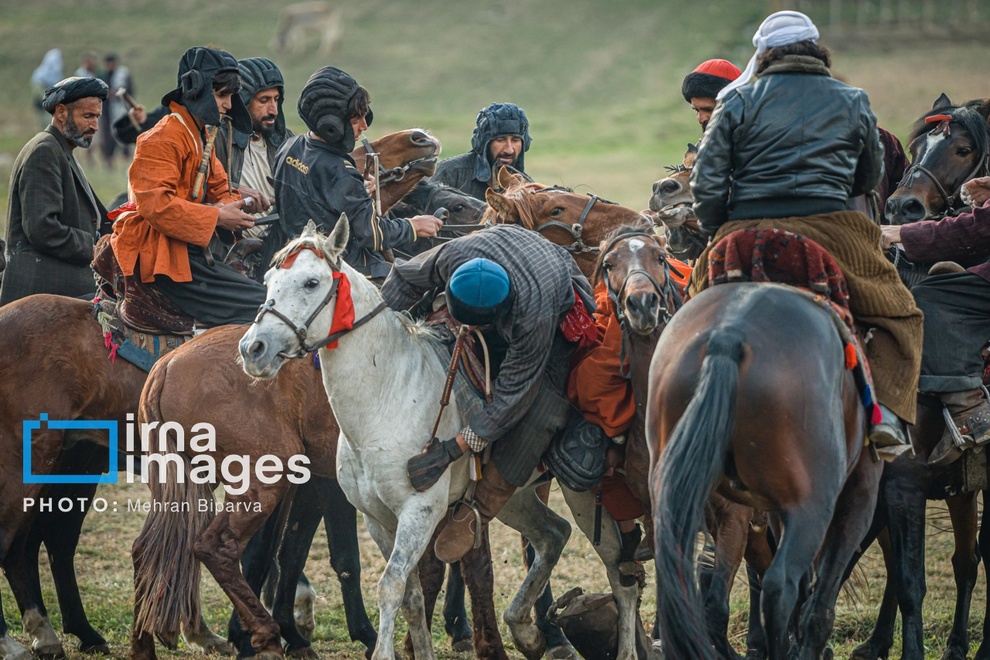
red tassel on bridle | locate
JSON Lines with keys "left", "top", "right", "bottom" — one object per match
{"left": 925, "top": 113, "right": 952, "bottom": 136}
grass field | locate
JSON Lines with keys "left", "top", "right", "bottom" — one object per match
{"left": 2, "top": 2, "right": 990, "bottom": 657}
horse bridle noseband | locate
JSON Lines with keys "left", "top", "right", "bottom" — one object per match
{"left": 534, "top": 190, "right": 615, "bottom": 255}
{"left": 253, "top": 247, "right": 387, "bottom": 359}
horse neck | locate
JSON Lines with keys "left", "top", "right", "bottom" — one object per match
{"left": 628, "top": 329, "right": 662, "bottom": 411}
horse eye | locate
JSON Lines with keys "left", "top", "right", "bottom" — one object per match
{"left": 601, "top": 262, "right": 613, "bottom": 272}
{"left": 452, "top": 204, "right": 464, "bottom": 213}
{"left": 304, "top": 279, "right": 320, "bottom": 290}
{"left": 551, "top": 207, "right": 564, "bottom": 217}
{"left": 957, "top": 147, "right": 973, "bottom": 157}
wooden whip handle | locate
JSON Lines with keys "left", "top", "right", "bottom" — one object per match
{"left": 192, "top": 125, "right": 219, "bottom": 200}
{"left": 115, "top": 87, "right": 143, "bottom": 132}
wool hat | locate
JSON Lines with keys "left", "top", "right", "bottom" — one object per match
{"left": 470, "top": 102, "right": 532, "bottom": 182}
{"left": 41, "top": 76, "right": 109, "bottom": 114}
{"left": 445, "top": 258, "right": 512, "bottom": 326}
{"left": 681, "top": 59, "right": 742, "bottom": 102}
{"left": 717, "top": 10, "right": 820, "bottom": 100}
{"left": 297, "top": 66, "right": 372, "bottom": 153}
{"left": 161, "top": 47, "right": 252, "bottom": 133}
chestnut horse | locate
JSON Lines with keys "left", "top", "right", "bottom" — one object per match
{"left": 849, "top": 95, "right": 990, "bottom": 660}
{"left": 650, "top": 274, "right": 882, "bottom": 658}
{"left": 0, "top": 129, "right": 440, "bottom": 660}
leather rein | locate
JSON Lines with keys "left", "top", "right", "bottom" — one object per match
{"left": 533, "top": 190, "right": 611, "bottom": 255}
{"left": 253, "top": 246, "right": 387, "bottom": 359}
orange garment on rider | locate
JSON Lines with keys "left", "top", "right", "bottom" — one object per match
{"left": 668, "top": 256, "right": 692, "bottom": 296}
{"left": 110, "top": 102, "right": 240, "bottom": 283}
{"left": 567, "top": 281, "right": 636, "bottom": 438}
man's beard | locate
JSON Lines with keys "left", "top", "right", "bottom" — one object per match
{"left": 63, "top": 113, "right": 95, "bottom": 148}
{"left": 253, "top": 115, "right": 277, "bottom": 138}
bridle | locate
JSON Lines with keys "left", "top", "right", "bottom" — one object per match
{"left": 360, "top": 136, "right": 439, "bottom": 216}
{"left": 253, "top": 244, "right": 386, "bottom": 359}
{"left": 532, "top": 189, "right": 614, "bottom": 255}
{"left": 653, "top": 163, "right": 709, "bottom": 256}
{"left": 599, "top": 230, "right": 677, "bottom": 376}
{"left": 898, "top": 114, "right": 990, "bottom": 219}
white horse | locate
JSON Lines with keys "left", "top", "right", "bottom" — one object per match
{"left": 239, "top": 219, "right": 643, "bottom": 660}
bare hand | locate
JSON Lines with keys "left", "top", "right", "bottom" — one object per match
{"left": 236, "top": 186, "right": 271, "bottom": 214}
{"left": 216, "top": 200, "right": 256, "bottom": 232}
{"left": 409, "top": 214, "right": 443, "bottom": 239}
{"left": 130, "top": 105, "right": 147, "bottom": 125}
{"left": 879, "top": 225, "right": 902, "bottom": 250}
{"left": 962, "top": 176, "right": 990, "bottom": 208}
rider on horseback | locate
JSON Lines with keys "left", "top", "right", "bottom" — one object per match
{"left": 688, "top": 10, "right": 923, "bottom": 459}
{"left": 681, "top": 58, "right": 741, "bottom": 132}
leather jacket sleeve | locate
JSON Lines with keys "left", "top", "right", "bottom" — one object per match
{"left": 691, "top": 97, "right": 738, "bottom": 234}
{"left": 850, "top": 97, "right": 883, "bottom": 197}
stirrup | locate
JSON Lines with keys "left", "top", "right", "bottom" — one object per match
{"left": 450, "top": 498, "right": 484, "bottom": 550}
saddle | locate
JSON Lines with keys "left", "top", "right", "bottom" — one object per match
{"left": 92, "top": 234, "right": 195, "bottom": 335}
{"left": 92, "top": 298, "right": 188, "bottom": 372}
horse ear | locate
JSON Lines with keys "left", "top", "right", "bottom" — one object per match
{"left": 302, "top": 219, "right": 319, "bottom": 237}
{"left": 933, "top": 93, "right": 953, "bottom": 111}
{"left": 496, "top": 166, "right": 516, "bottom": 190}
{"left": 978, "top": 98, "right": 990, "bottom": 122}
{"left": 687, "top": 143, "right": 698, "bottom": 153}
{"left": 326, "top": 214, "right": 350, "bottom": 256}
{"left": 485, "top": 189, "right": 516, "bottom": 221}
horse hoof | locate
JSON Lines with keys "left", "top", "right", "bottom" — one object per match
{"left": 286, "top": 646, "right": 318, "bottom": 660}
{"left": 451, "top": 638, "right": 474, "bottom": 653}
{"left": 79, "top": 643, "right": 112, "bottom": 655}
{"left": 33, "top": 644, "right": 67, "bottom": 660}
{"left": 545, "top": 643, "right": 579, "bottom": 659}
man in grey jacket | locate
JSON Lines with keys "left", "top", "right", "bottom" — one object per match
{"left": 1, "top": 77, "right": 110, "bottom": 304}
{"left": 433, "top": 102, "right": 533, "bottom": 201}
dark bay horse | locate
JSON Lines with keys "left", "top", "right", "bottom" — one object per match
{"left": 650, "top": 274, "right": 881, "bottom": 658}
{"left": 0, "top": 129, "right": 442, "bottom": 659}
{"left": 850, "top": 95, "right": 990, "bottom": 660}
{"left": 649, "top": 143, "right": 708, "bottom": 262}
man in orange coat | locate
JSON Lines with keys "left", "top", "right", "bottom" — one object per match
{"left": 110, "top": 47, "right": 269, "bottom": 327}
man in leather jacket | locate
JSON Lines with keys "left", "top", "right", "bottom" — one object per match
{"left": 688, "top": 10, "right": 923, "bottom": 459}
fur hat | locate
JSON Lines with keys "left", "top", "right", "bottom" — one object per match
{"left": 297, "top": 66, "right": 372, "bottom": 152}
{"left": 681, "top": 59, "right": 741, "bottom": 102}
{"left": 41, "top": 76, "right": 109, "bottom": 114}
{"left": 445, "top": 258, "right": 512, "bottom": 326}
{"left": 161, "top": 47, "right": 251, "bottom": 133}
{"left": 470, "top": 102, "right": 532, "bottom": 182}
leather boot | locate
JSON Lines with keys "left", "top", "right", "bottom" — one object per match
{"left": 929, "top": 388, "right": 990, "bottom": 467}
{"left": 869, "top": 403, "right": 912, "bottom": 461}
{"left": 435, "top": 461, "right": 517, "bottom": 564}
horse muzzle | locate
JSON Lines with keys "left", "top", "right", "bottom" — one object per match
{"left": 238, "top": 331, "right": 288, "bottom": 379}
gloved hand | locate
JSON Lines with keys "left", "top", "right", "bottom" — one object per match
{"left": 407, "top": 436, "right": 464, "bottom": 492}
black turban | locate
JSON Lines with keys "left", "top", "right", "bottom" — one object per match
{"left": 41, "top": 77, "right": 109, "bottom": 114}
{"left": 161, "top": 47, "right": 251, "bottom": 133}
{"left": 297, "top": 66, "right": 370, "bottom": 152}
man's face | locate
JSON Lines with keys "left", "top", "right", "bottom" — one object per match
{"left": 690, "top": 97, "right": 718, "bottom": 131}
{"left": 60, "top": 97, "right": 102, "bottom": 148}
{"left": 488, "top": 135, "right": 524, "bottom": 169}
{"left": 248, "top": 87, "right": 280, "bottom": 136}
{"left": 214, "top": 88, "right": 234, "bottom": 118}
{"left": 350, "top": 113, "right": 369, "bottom": 140}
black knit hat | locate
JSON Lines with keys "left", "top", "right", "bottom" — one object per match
{"left": 470, "top": 102, "right": 532, "bottom": 183}
{"left": 237, "top": 57, "right": 287, "bottom": 142}
{"left": 681, "top": 59, "right": 742, "bottom": 103}
{"left": 162, "top": 47, "right": 251, "bottom": 133}
{"left": 42, "top": 76, "right": 109, "bottom": 114}
{"left": 297, "top": 66, "right": 371, "bottom": 152}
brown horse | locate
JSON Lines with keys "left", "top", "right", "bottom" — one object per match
{"left": 649, "top": 143, "right": 708, "bottom": 262}
{"left": 650, "top": 272, "right": 882, "bottom": 658}
{"left": 0, "top": 129, "right": 440, "bottom": 660}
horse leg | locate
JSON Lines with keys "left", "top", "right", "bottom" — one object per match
{"left": 942, "top": 493, "right": 979, "bottom": 660}
{"left": 441, "top": 564, "right": 473, "bottom": 651}
{"left": 0, "top": 594, "right": 31, "bottom": 660}
{"left": 527, "top": 481, "right": 574, "bottom": 659}
{"left": 973, "top": 498, "right": 990, "bottom": 660}
{"left": 458, "top": 530, "right": 510, "bottom": 660}
{"left": 848, "top": 530, "right": 897, "bottom": 660}
{"left": 399, "top": 569, "right": 433, "bottom": 658}
{"left": 795, "top": 455, "right": 880, "bottom": 660}
{"left": 495, "top": 488, "right": 571, "bottom": 660}
{"left": 4, "top": 528, "right": 64, "bottom": 660}
{"left": 319, "top": 477, "right": 378, "bottom": 653}
{"left": 702, "top": 498, "right": 749, "bottom": 660}
{"left": 405, "top": 530, "right": 445, "bottom": 658}
{"left": 742, "top": 515, "right": 772, "bottom": 660}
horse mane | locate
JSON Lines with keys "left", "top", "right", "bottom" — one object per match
{"left": 270, "top": 230, "right": 325, "bottom": 269}
{"left": 908, "top": 99, "right": 989, "bottom": 158}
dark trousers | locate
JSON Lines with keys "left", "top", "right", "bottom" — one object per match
{"left": 154, "top": 245, "right": 267, "bottom": 327}
{"left": 913, "top": 270, "right": 990, "bottom": 392}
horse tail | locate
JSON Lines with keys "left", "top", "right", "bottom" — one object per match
{"left": 132, "top": 363, "right": 214, "bottom": 646}
{"left": 655, "top": 326, "right": 745, "bottom": 660}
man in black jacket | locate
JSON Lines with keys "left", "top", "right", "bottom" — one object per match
{"left": 433, "top": 102, "right": 533, "bottom": 202}
{"left": 1, "top": 77, "right": 111, "bottom": 304}
{"left": 272, "top": 66, "right": 441, "bottom": 280}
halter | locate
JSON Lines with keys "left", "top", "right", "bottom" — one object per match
{"left": 599, "top": 230, "right": 677, "bottom": 377}
{"left": 253, "top": 244, "right": 386, "bottom": 359}
{"left": 898, "top": 114, "right": 990, "bottom": 219}
{"left": 360, "top": 136, "right": 439, "bottom": 218}
{"left": 534, "top": 190, "right": 614, "bottom": 255}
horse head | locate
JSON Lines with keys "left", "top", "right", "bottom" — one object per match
{"left": 349, "top": 129, "right": 442, "bottom": 213}
{"left": 241, "top": 218, "right": 352, "bottom": 378}
{"left": 594, "top": 226, "right": 674, "bottom": 336}
{"left": 483, "top": 167, "right": 649, "bottom": 279}
{"left": 650, "top": 144, "right": 707, "bottom": 260}
{"left": 885, "top": 95, "right": 990, "bottom": 224}
{"left": 390, "top": 178, "right": 487, "bottom": 238}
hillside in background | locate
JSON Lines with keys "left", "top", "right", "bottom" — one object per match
{"left": 0, "top": 0, "right": 988, "bottom": 216}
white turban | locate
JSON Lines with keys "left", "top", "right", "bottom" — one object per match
{"left": 717, "top": 10, "right": 820, "bottom": 100}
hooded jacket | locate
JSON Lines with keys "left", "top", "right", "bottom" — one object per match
{"left": 215, "top": 57, "right": 291, "bottom": 187}
{"left": 433, "top": 103, "right": 532, "bottom": 201}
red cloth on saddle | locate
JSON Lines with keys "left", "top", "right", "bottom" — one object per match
{"left": 566, "top": 282, "right": 636, "bottom": 438}
{"left": 560, "top": 290, "right": 598, "bottom": 349}
{"left": 708, "top": 228, "right": 851, "bottom": 312}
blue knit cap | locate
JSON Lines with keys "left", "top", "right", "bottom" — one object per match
{"left": 446, "top": 258, "right": 512, "bottom": 326}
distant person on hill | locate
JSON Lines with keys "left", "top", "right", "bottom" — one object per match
{"left": 681, "top": 58, "right": 741, "bottom": 132}
{"left": 98, "top": 54, "right": 135, "bottom": 168}
{"left": 30, "top": 49, "right": 63, "bottom": 129}
{"left": 1, "top": 77, "right": 111, "bottom": 304}
{"left": 433, "top": 102, "right": 533, "bottom": 201}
